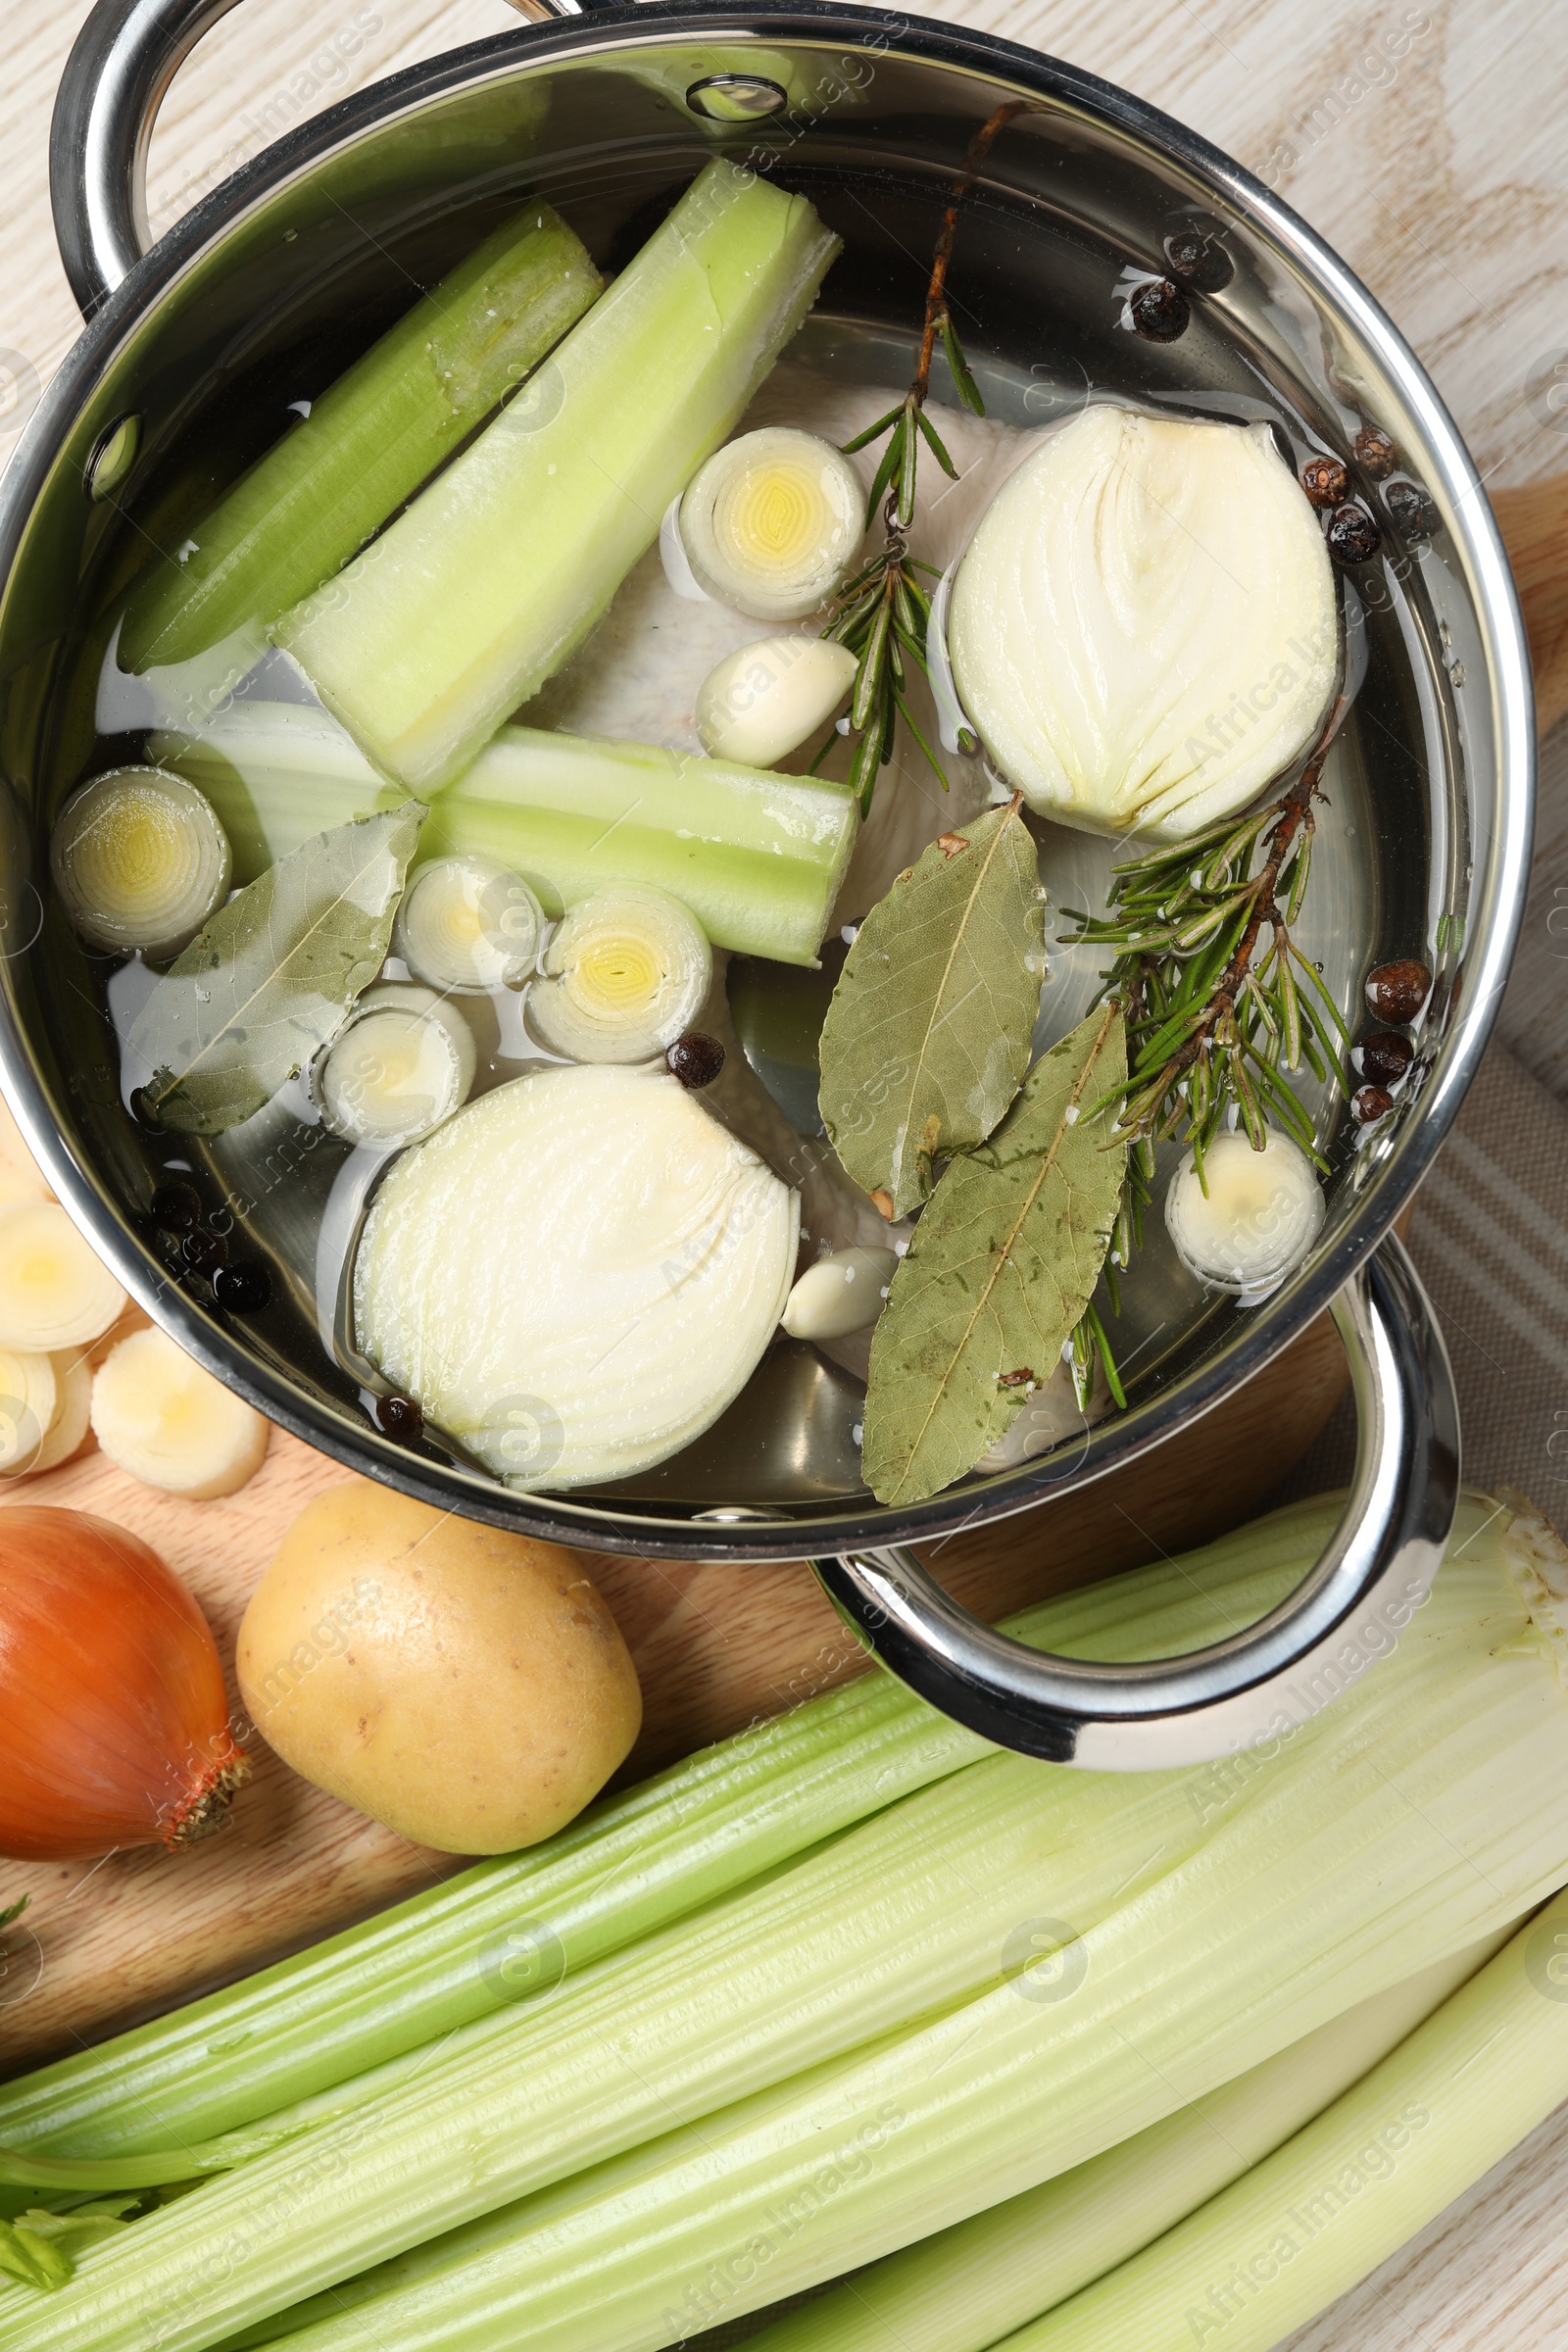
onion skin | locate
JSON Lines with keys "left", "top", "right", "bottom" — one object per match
{"left": 0, "top": 1507, "right": 247, "bottom": 1862}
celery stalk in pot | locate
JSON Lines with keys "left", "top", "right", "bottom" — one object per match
{"left": 120, "top": 207, "right": 601, "bottom": 674}
{"left": 273, "top": 162, "right": 842, "bottom": 792}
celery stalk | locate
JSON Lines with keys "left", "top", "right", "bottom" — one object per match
{"left": 151, "top": 702, "right": 860, "bottom": 963}
{"left": 272, "top": 162, "right": 842, "bottom": 792}
{"left": 995, "top": 1884, "right": 1568, "bottom": 2352}
{"left": 49, "top": 1486, "right": 1568, "bottom": 2352}
{"left": 737, "top": 1931, "right": 1512, "bottom": 2352}
{"left": 120, "top": 208, "right": 601, "bottom": 673}
{"left": 0, "top": 1500, "right": 1319, "bottom": 2163}
{"left": 12, "top": 1496, "right": 1568, "bottom": 2352}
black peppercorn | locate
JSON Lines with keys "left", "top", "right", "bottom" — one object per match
{"left": 150, "top": 1180, "right": 203, "bottom": 1232}
{"left": 1353, "top": 424, "right": 1398, "bottom": 479}
{"left": 1352, "top": 1084, "right": 1396, "bottom": 1125}
{"left": 1300, "top": 455, "right": 1350, "bottom": 510}
{"left": 212, "top": 1260, "right": 271, "bottom": 1313}
{"left": 1355, "top": 1030, "right": 1415, "bottom": 1086}
{"left": 1128, "top": 277, "right": 1190, "bottom": 343}
{"left": 1324, "top": 502, "right": 1382, "bottom": 564}
{"left": 1384, "top": 480, "right": 1440, "bottom": 542}
{"left": 375, "top": 1393, "right": 424, "bottom": 1443}
{"left": 180, "top": 1226, "right": 228, "bottom": 1274}
{"left": 1163, "top": 227, "right": 1233, "bottom": 292}
{"left": 665, "top": 1031, "right": 725, "bottom": 1089}
{"left": 1365, "top": 958, "right": 1432, "bottom": 1024}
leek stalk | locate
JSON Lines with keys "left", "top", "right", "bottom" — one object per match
{"left": 738, "top": 1931, "right": 1512, "bottom": 2352}
{"left": 997, "top": 1883, "right": 1568, "bottom": 2352}
{"left": 152, "top": 704, "right": 861, "bottom": 965}
{"left": 9, "top": 1496, "right": 1568, "bottom": 2352}
{"left": 274, "top": 163, "right": 841, "bottom": 792}
{"left": 119, "top": 207, "right": 600, "bottom": 674}
{"left": 0, "top": 1502, "right": 1315, "bottom": 2161}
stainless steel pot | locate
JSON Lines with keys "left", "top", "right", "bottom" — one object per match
{"left": 0, "top": 0, "right": 1531, "bottom": 1764}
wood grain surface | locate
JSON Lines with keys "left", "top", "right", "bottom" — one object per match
{"left": 1, "top": 4, "right": 1566, "bottom": 2348}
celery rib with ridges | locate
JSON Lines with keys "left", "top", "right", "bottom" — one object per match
{"left": 272, "top": 162, "right": 842, "bottom": 793}
{"left": 153, "top": 704, "right": 860, "bottom": 966}
{"left": 11, "top": 1496, "right": 1568, "bottom": 2352}
{"left": 120, "top": 207, "right": 601, "bottom": 674}
{"left": 0, "top": 1501, "right": 1321, "bottom": 2161}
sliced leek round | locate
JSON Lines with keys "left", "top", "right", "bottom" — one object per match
{"left": 353, "top": 1062, "right": 800, "bottom": 1490}
{"left": 0, "top": 1346, "right": 59, "bottom": 1475}
{"left": 679, "top": 428, "right": 863, "bottom": 620}
{"left": 50, "top": 766, "right": 231, "bottom": 957}
{"left": 34, "top": 1348, "right": 94, "bottom": 1474}
{"left": 0, "top": 1202, "right": 126, "bottom": 1350}
{"left": 525, "top": 885, "right": 711, "bottom": 1064}
{"left": 1164, "top": 1126, "right": 1325, "bottom": 1300}
{"left": 395, "top": 856, "right": 544, "bottom": 994}
{"left": 315, "top": 984, "right": 476, "bottom": 1150}
{"left": 696, "top": 635, "right": 858, "bottom": 767}
{"left": 90, "top": 1325, "right": 270, "bottom": 1498}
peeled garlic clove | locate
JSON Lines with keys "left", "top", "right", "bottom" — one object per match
{"left": 526, "top": 885, "right": 711, "bottom": 1064}
{"left": 316, "top": 985, "right": 476, "bottom": 1149}
{"left": 949, "top": 407, "right": 1338, "bottom": 842}
{"left": 396, "top": 856, "right": 543, "bottom": 994}
{"left": 1164, "top": 1127, "right": 1325, "bottom": 1300}
{"left": 782, "top": 1246, "right": 899, "bottom": 1342}
{"left": 680, "top": 428, "right": 863, "bottom": 620}
{"left": 696, "top": 636, "right": 858, "bottom": 767}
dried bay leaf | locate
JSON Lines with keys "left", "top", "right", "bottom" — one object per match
{"left": 130, "top": 803, "right": 425, "bottom": 1134}
{"left": 818, "top": 799, "right": 1045, "bottom": 1218}
{"left": 862, "top": 1003, "right": 1128, "bottom": 1506}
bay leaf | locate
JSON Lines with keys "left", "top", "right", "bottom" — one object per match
{"left": 130, "top": 803, "right": 425, "bottom": 1134}
{"left": 818, "top": 799, "right": 1045, "bottom": 1218}
{"left": 861, "top": 1003, "right": 1128, "bottom": 1507}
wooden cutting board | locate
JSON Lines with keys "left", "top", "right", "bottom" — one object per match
{"left": 0, "top": 1305, "right": 1347, "bottom": 2068}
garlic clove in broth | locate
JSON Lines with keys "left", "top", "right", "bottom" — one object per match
{"left": 949, "top": 407, "right": 1338, "bottom": 842}
{"left": 1164, "top": 1127, "right": 1325, "bottom": 1301}
{"left": 696, "top": 635, "right": 858, "bottom": 768}
{"left": 781, "top": 1246, "right": 899, "bottom": 1343}
{"left": 679, "top": 428, "right": 863, "bottom": 620}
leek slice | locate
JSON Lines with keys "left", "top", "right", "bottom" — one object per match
{"left": 394, "top": 857, "right": 543, "bottom": 994}
{"left": 524, "top": 886, "right": 710, "bottom": 1062}
{"left": 353, "top": 1062, "right": 800, "bottom": 1488}
{"left": 274, "top": 163, "right": 842, "bottom": 792}
{"left": 1165, "top": 1127, "right": 1325, "bottom": 1299}
{"left": 119, "top": 206, "right": 601, "bottom": 673}
{"left": 50, "top": 767, "right": 230, "bottom": 958}
{"left": 679, "top": 428, "right": 863, "bottom": 618}
{"left": 152, "top": 704, "right": 860, "bottom": 967}
{"left": 314, "top": 985, "right": 475, "bottom": 1148}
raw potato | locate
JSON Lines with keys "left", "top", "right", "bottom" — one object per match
{"left": 236, "top": 1485, "right": 643, "bottom": 1854}
{"left": 91, "top": 1326, "right": 270, "bottom": 1497}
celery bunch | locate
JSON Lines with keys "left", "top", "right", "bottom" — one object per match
{"left": 4, "top": 1494, "right": 1568, "bottom": 2352}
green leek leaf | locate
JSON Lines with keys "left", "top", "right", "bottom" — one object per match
{"left": 862, "top": 1004, "right": 1127, "bottom": 1505}
{"left": 129, "top": 805, "right": 424, "bottom": 1134}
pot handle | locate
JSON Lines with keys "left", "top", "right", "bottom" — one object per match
{"left": 811, "top": 1233, "right": 1459, "bottom": 1769}
{"left": 49, "top": 0, "right": 598, "bottom": 318}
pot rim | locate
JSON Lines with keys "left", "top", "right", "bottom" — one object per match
{"left": 0, "top": 0, "right": 1534, "bottom": 1562}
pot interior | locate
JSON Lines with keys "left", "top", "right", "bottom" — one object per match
{"left": 0, "top": 22, "right": 1499, "bottom": 1550}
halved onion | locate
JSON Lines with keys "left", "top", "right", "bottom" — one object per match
{"left": 525, "top": 885, "right": 711, "bottom": 1064}
{"left": 315, "top": 984, "right": 476, "bottom": 1150}
{"left": 353, "top": 1062, "right": 800, "bottom": 1490}
{"left": 50, "top": 767, "right": 231, "bottom": 957}
{"left": 696, "top": 635, "right": 858, "bottom": 767}
{"left": 1164, "top": 1127, "right": 1325, "bottom": 1300}
{"left": 395, "top": 856, "right": 544, "bottom": 994}
{"left": 679, "top": 428, "right": 863, "bottom": 620}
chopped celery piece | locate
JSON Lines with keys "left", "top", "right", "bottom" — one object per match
{"left": 152, "top": 704, "right": 859, "bottom": 964}
{"left": 273, "top": 162, "right": 841, "bottom": 792}
{"left": 0, "top": 1502, "right": 1317, "bottom": 2164}
{"left": 121, "top": 207, "right": 600, "bottom": 672}
{"left": 997, "top": 1886, "right": 1568, "bottom": 2352}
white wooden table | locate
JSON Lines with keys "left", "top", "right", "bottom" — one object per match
{"left": 4, "top": 2, "right": 1567, "bottom": 2344}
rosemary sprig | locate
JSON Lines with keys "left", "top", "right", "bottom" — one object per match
{"left": 822, "top": 100, "right": 1025, "bottom": 811}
